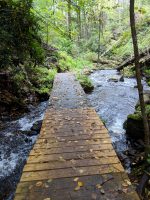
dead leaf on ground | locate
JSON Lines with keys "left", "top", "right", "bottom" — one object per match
{"left": 43, "top": 198, "right": 51, "bottom": 200}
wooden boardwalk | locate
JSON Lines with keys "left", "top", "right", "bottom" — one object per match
{"left": 14, "top": 73, "right": 139, "bottom": 200}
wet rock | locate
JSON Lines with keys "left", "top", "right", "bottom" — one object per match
{"left": 24, "top": 138, "right": 32, "bottom": 143}
{"left": 97, "top": 84, "right": 102, "bottom": 87}
{"left": 119, "top": 75, "right": 124, "bottom": 82}
{"left": 125, "top": 115, "right": 150, "bottom": 141}
{"left": 125, "top": 117, "right": 144, "bottom": 140}
{"left": 37, "top": 92, "right": 50, "bottom": 102}
{"left": 108, "top": 77, "right": 119, "bottom": 82}
{"left": 31, "top": 120, "right": 42, "bottom": 133}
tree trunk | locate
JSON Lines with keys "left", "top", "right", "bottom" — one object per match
{"left": 130, "top": 0, "right": 150, "bottom": 145}
{"left": 97, "top": 13, "right": 101, "bottom": 63}
{"left": 68, "top": 0, "right": 71, "bottom": 39}
{"left": 78, "top": 7, "right": 82, "bottom": 40}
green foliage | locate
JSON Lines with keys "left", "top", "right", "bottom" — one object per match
{"left": 0, "top": 0, "right": 44, "bottom": 69}
{"left": 77, "top": 74, "right": 94, "bottom": 93}
{"left": 58, "top": 51, "right": 92, "bottom": 72}
{"left": 28, "top": 66, "right": 57, "bottom": 95}
{"left": 128, "top": 113, "right": 142, "bottom": 120}
{"left": 122, "top": 66, "right": 135, "bottom": 78}
{"left": 128, "top": 104, "right": 150, "bottom": 121}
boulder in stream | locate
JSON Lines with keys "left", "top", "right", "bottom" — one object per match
{"left": 31, "top": 120, "right": 42, "bottom": 133}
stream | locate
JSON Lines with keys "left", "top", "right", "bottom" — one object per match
{"left": 0, "top": 69, "right": 149, "bottom": 200}
{"left": 87, "top": 69, "right": 150, "bottom": 170}
{"left": 0, "top": 102, "right": 48, "bottom": 200}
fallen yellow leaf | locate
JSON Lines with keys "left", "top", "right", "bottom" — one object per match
{"left": 78, "top": 181, "right": 84, "bottom": 187}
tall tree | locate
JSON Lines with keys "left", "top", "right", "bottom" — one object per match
{"left": 130, "top": 0, "right": 150, "bottom": 145}
{"left": 67, "top": 0, "right": 72, "bottom": 39}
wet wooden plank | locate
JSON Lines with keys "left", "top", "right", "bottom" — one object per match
{"left": 30, "top": 144, "right": 114, "bottom": 155}
{"left": 20, "top": 164, "right": 124, "bottom": 182}
{"left": 24, "top": 157, "right": 120, "bottom": 172}
{"left": 27, "top": 149, "right": 116, "bottom": 164}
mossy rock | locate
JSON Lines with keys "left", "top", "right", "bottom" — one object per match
{"left": 128, "top": 113, "right": 142, "bottom": 120}
{"left": 77, "top": 74, "right": 94, "bottom": 93}
{"left": 126, "top": 104, "right": 150, "bottom": 140}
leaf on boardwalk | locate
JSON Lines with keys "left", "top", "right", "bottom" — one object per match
{"left": 74, "top": 181, "right": 84, "bottom": 191}
{"left": 36, "top": 181, "right": 43, "bottom": 187}
{"left": 43, "top": 139, "right": 48, "bottom": 144}
{"left": 90, "top": 149, "right": 93, "bottom": 153}
{"left": 122, "top": 182, "right": 128, "bottom": 187}
{"left": 29, "top": 185, "right": 33, "bottom": 190}
{"left": 94, "top": 156, "right": 99, "bottom": 160}
{"left": 59, "top": 156, "right": 66, "bottom": 162}
{"left": 74, "top": 177, "right": 79, "bottom": 182}
{"left": 43, "top": 198, "right": 51, "bottom": 200}
{"left": 124, "top": 179, "right": 131, "bottom": 186}
{"left": 78, "top": 181, "right": 84, "bottom": 187}
{"left": 102, "top": 140, "right": 108, "bottom": 143}
{"left": 70, "top": 159, "right": 76, "bottom": 164}
{"left": 96, "top": 184, "right": 102, "bottom": 189}
{"left": 79, "top": 169, "right": 84, "bottom": 174}
{"left": 100, "top": 188, "right": 105, "bottom": 194}
{"left": 44, "top": 183, "right": 49, "bottom": 188}
{"left": 74, "top": 186, "right": 80, "bottom": 191}
{"left": 47, "top": 179, "right": 53, "bottom": 183}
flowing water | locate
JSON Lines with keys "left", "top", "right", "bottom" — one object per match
{"left": 0, "top": 101, "right": 48, "bottom": 200}
{"left": 87, "top": 69, "right": 150, "bottom": 170}
{"left": 0, "top": 69, "right": 150, "bottom": 199}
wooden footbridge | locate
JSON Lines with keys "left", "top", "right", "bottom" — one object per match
{"left": 14, "top": 73, "right": 139, "bottom": 200}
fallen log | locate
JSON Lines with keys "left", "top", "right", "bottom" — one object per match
{"left": 117, "top": 47, "right": 150, "bottom": 71}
